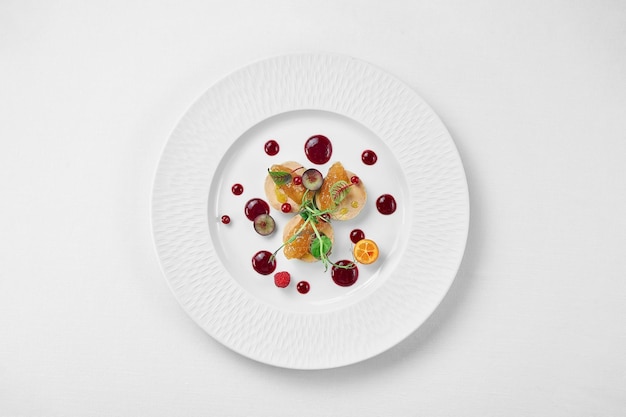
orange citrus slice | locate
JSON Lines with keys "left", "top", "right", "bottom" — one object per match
{"left": 353, "top": 238, "right": 379, "bottom": 265}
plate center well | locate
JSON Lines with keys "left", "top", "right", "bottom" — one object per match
{"left": 208, "top": 109, "right": 409, "bottom": 313}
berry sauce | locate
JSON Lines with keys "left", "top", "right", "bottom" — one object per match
{"left": 244, "top": 198, "right": 270, "bottom": 221}
{"left": 331, "top": 261, "right": 359, "bottom": 287}
{"left": 361, "top": 150, "right": 378, "bottom": 165}
{"left": 296, "top": 281, "right": 310, "bottom": 294}
{"left": 264, "top": 140, "right": 280, "bottom": 156}
{"left": 251, "top": 250, "right": 277, "bottom": 275}
{"left": 376, "top": 194, "right": 397, "bottom": 215}
{"left": 221, "top": 215, "right": 231, "bottom": 224}
{"left": 350, "top": 229, "right": 365, "bottom": 244}
{"left": 304, "top": 135, "right": 332, "bottom": 165}
{"left": 231, "top": 183, "right": 244, "bottom": 195}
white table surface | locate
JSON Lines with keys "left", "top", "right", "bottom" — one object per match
{"left": 2, "top": 1, "right": 625, "bottom": 415}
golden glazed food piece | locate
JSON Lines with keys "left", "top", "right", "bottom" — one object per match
{"left": 264, "top": 161, "right": 306, "bottom": 211}
{"left": 282, "top": 215, "right": 334, "bottom": 262}
{"left": 316, "top": 162, "right": 367, "bottom": 220}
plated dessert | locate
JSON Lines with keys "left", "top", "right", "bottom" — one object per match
{"left": 220, "top": 134, "right": 397, "bottom": 295}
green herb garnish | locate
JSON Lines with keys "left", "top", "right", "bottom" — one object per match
{"left": 271, "top": 179, "right": 356, "bottom": 271}
{"left": 268, "top": 169, "right": 292, "bottom": 186}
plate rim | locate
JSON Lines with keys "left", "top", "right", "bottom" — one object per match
{"left": 151, "top": 53, "right": 470, "bottom": 369}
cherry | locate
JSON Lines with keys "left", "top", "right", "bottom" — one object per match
{"left": 244, "top": 198, "right": 270, "bottom": 221}
{"left": 251, "top": 250, "right": 277, "bottom": 275}
{"left": 331, "top": 261, "right": 358, "bottom": 287}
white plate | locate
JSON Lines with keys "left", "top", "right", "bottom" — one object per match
{"left": 151, "top": 54, "right": 469, "bottom": 369}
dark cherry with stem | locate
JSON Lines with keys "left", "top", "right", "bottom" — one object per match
{"left": 331, "top": 260, "right": 358, "bottom": 287}
{"left": 251, "top": 250, "right": 277, "bottom": 275}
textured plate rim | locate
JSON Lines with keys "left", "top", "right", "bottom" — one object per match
{"left": 151, "top": 53, "right": 469, "bottom": 369}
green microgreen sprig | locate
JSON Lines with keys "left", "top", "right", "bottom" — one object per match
{"left": 271, "top": 183, "right": 356, "bottom": 271}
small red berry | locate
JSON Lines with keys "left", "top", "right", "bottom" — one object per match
{"left": 292, "top": 176, "right": 302, "bottom": 185}
{"left": 221, "top": 215, "right": 231, "bottom": 224}
{"left": 281, "top": 202, "right": 292, "bottom": 213}
{"left": 231, "top": 183, "right": 244, "bottom": 195}
{"left": 350, "top": 175, "right": 360, "bottom": 184}
{"left": 296, "top": 281, "right": 310, "bottom": 294}
{"left": 274, "top": 271, "right": 291, "bottom": 288}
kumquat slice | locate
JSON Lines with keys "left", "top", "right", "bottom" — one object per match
{"left": 353, "top": 238, "right": 379, "bottom": 265}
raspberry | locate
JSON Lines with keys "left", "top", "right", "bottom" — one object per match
{"left": 274, "top": 271, "right": 291, "bottom": 288}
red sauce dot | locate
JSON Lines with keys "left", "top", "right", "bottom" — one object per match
{"left": 231, "top": 183, "right": 244, "bottom": 195}
{"left": 350, "top": 229, "right": 365, "bottom": 243}
{"left": 361, "top": 150, "right": 378, "bottom": 165}
{"left": 244, "top": 198, "right": 270, "bottom": 221}
{"left": 281, "top": 203, "right": 292, "bottom": 213}
{"left": 221, "top": 215, "right": 231, "bottom": 224}
{"left": 304, "top": 135, "right": 332, "bottom": 165}
{"left": 296, "top": 281, "right": 310, "bottom": 294}
{"left": 376, "top": 194, "right": 397, "bottom": 215}
{"left": 264, "top": 140, "right": 280, "bottom": 156}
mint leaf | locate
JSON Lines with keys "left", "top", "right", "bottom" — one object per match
{"left": 268, "top": 169, "right": 291, "bottom": 186}
{"left": 310, "top": 234, "right": 332, "bottom": 260}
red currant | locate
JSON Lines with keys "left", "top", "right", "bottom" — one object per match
{"left": 350, "top": 175, "right": 360, "bottom": 184}
{"left": 281, "top": 202, "right": 292, "bottom": 213}
{"left": 292, "top": 176, "right": 302, "bottom": 185}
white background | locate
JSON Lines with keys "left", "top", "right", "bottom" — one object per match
{"left": 1, "top": 1, "right": 625, "bottom": 415}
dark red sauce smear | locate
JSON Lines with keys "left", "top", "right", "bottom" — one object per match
{"left": 231, "top": 183, "right": 244, "bottom": 195}
{"left": 350, "top": 229, "right": 365, "bottom": 244}
{"left": 376, "top": 194, "right": 397, "bottom": 215}
{"left": 361, "top": 150, "right": 378, "bottom": 165}
{"left": 304, "top": 135, "right": 332, "bottom": 165}
{"left": 251, "top": 250, "right": 276, "bottom": 275}
{"left": 331, "top": 261, "right": 359, "bottom": 287}
{"left": 244, "top": 198, "right": 270, "bottom": 221}
{"left": 264, "top": 140, "right": 280, "bottom": 156}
